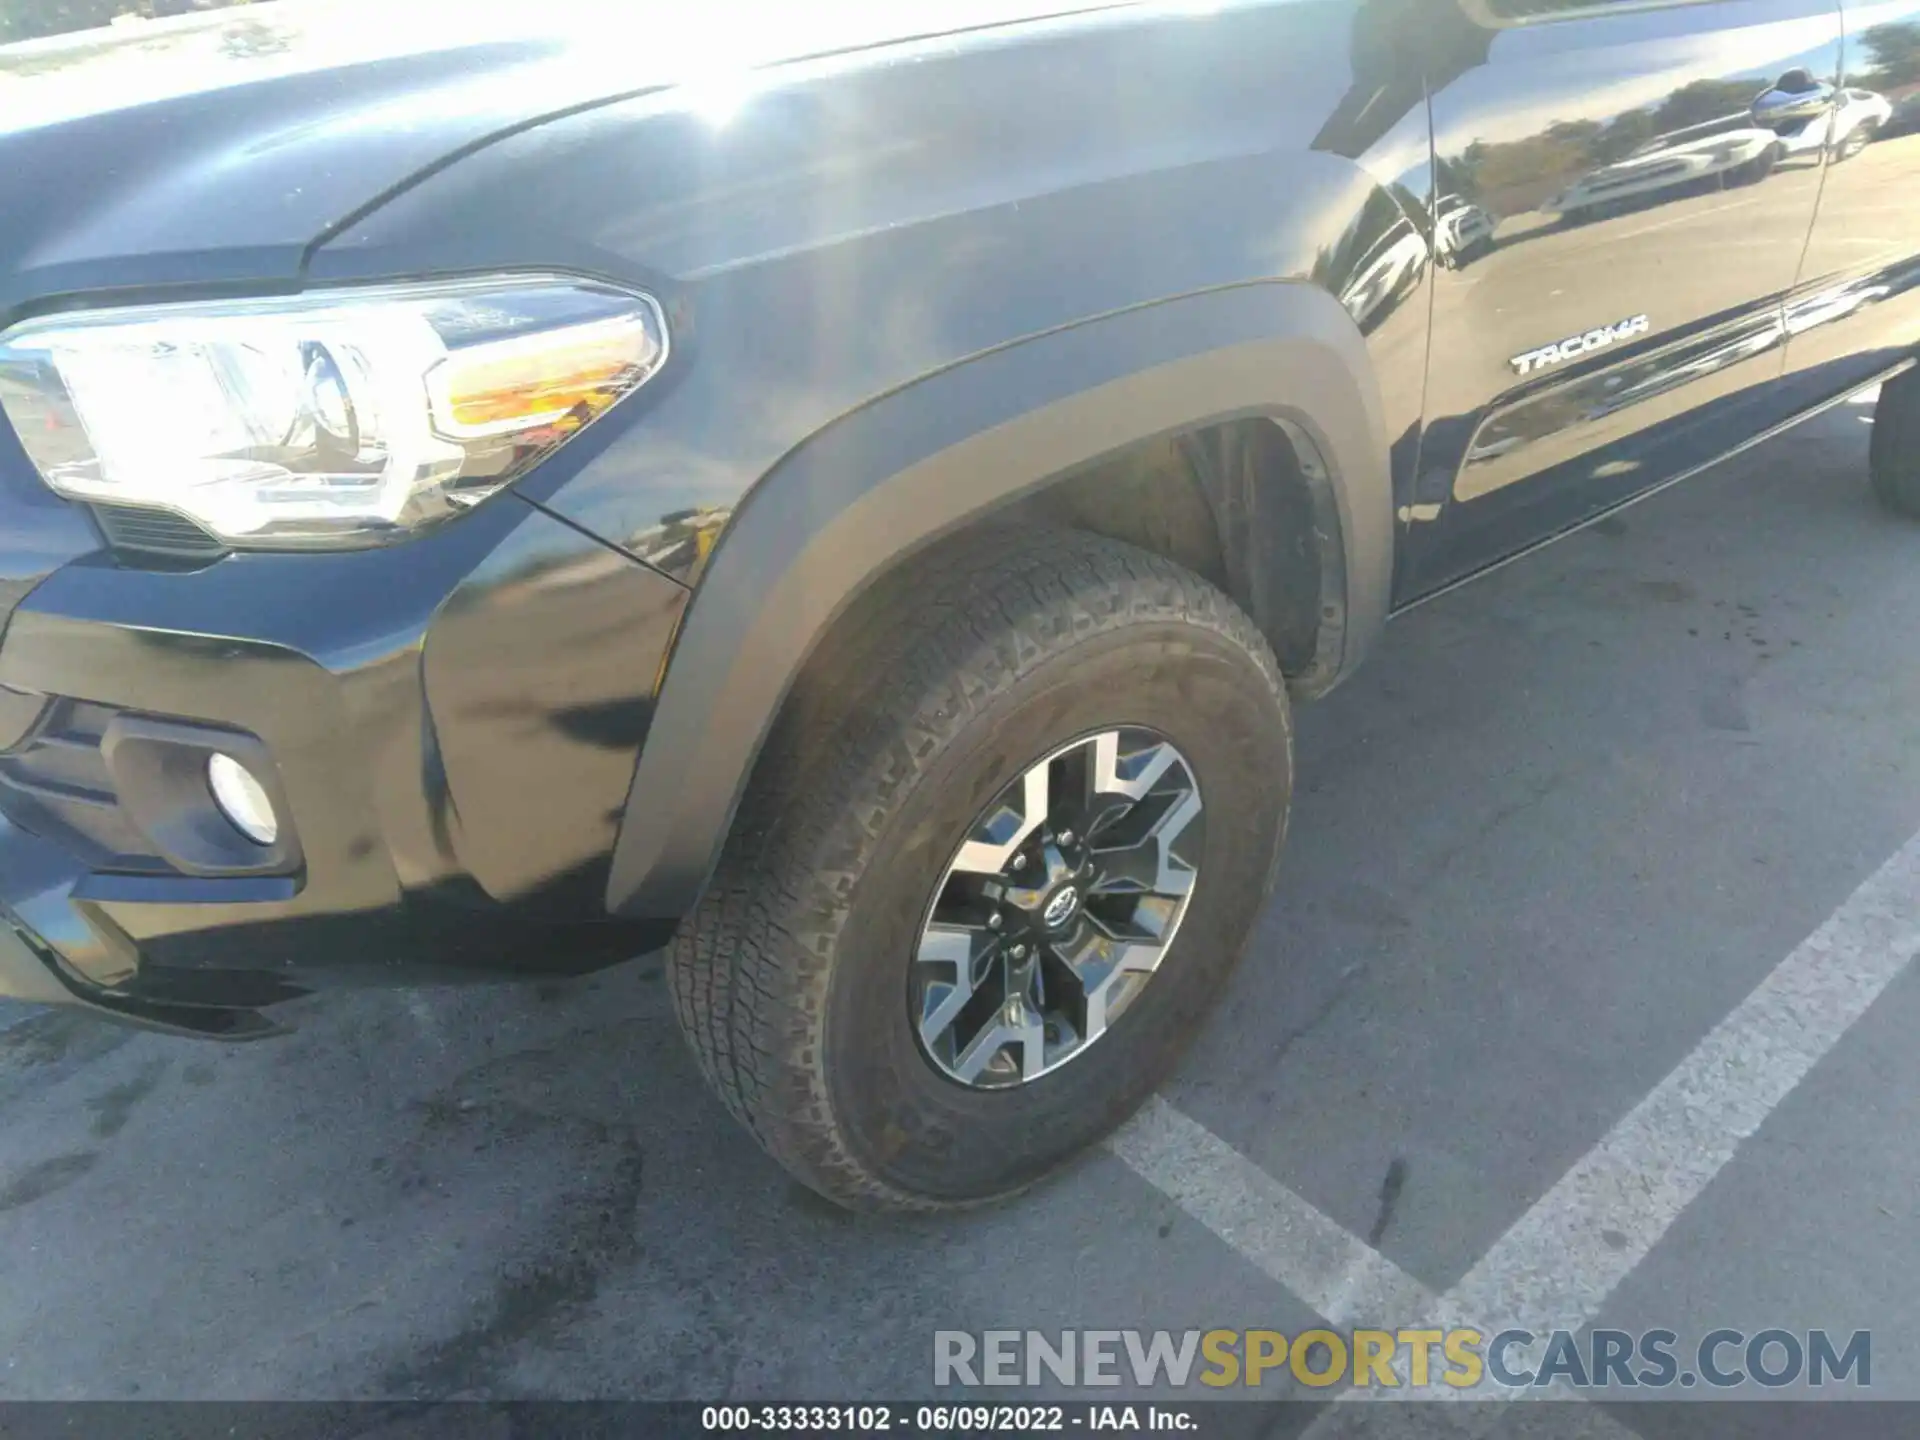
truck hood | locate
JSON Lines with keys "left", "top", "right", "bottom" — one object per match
{"left": 0, "top": 0, "right": 1118, "bottom": 315}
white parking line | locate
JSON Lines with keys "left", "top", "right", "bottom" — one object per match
{"left": 1112, "top": 823, "right": 1920, "bottom": 1426}
{"left": 1109, "top": 1098, "right": 1441, "bottom": 1326}
{"left": 1449, "top": 824, "right": 1920, "bottom": 1338}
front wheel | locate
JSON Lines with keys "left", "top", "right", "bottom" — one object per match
{"left": 670, "top": 531, "right": 1293, "bottom": 1210}
{"left": 1734, "top": 146, "right": 1779, "bottom": 185}
{"left": 1836, "top": 123, "right": 1876, "bottom": 162}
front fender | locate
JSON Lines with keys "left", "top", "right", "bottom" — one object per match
{"left": 605, "top": 281, "right": 1391, "bottom": 918}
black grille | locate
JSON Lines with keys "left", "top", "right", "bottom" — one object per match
{"left": 92, "top": 504, "right": 225, "bottom": 559}
{"left": 0, "top": 699, "right": 168, "bottom": 870}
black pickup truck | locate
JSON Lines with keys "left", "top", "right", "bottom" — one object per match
{"left": 2, "top": 0, "right": 1917, "bottom": 1210}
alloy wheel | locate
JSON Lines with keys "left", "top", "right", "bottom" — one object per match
{"left": 910, "top": 728, "right": 1205, "bottom": 1088}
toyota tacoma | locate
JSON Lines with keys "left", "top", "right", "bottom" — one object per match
{"left": 3, "top": 0, "right": 1919, "bottom": 1209}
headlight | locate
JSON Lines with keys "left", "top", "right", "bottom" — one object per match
{"left": 0, "top": 275, "right": 668, "bottom": 550}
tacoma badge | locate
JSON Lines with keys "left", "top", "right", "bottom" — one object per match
{"left": 1510, "top": 314, "right": 1651, "bottom": 376}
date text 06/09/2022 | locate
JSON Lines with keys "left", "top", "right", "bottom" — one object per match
{"left": 700, "top": 1403, "right": 1195, "bottom": 1432}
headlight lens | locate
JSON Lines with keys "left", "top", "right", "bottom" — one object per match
{"left": 0, "top": 276, "right": 667, "bottom": 549}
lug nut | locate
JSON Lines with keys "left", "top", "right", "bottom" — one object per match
{"left": 987, "top": 911, "right": 1003, "bottom": 930}
{"left": 1058, "top": 828, "right": 1075, "bottom": 846}
{"left": 1011, "top": 853, "right": 1027, "bottom": 870}
{"left": 1012, "top": 944, "right": 1029, "bottom": 959}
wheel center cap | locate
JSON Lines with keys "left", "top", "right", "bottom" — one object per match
{"left": 1041, "top": 885, "right": 1081, "bottom": 929}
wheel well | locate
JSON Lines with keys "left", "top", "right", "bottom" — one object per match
{"left": 839, "top": 416, "right": 1334, "bottom": 688}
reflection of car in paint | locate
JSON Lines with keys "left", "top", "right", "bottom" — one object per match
{"left": 1435, "top": 195, "right": 1496, "bottom": 268}
{"left": 1831, "top": 88, "right": 1893, "bottom": 157}
{"left": 1770, "top": 85, "right": 1891, "bottom": 159}
{"left": 1786, "top": 280, "right": 1894, "bottom": 334}
{"left": 1762, "top": 78, "right": 1892, "bottom": 159}
{"left": 1547, "top": 125, "right": 1779, "bottom": 224}
{"left": 1338, "top": 218, "right": 1429, "bottom": 330}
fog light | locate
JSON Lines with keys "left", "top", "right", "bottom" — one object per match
{"left": 207, "top": 753, "right": 278, "bottom": 846}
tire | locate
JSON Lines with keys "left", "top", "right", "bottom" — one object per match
{"left": 669, "top": 529, "right": 1293, "bottom": 1210}
{"left": 1735, "top": 147, "right": 1778, "bottom": 185}
{"left": 1871, "top": 367, "right": 1920, "bottom": 519}
{"left": 1836, "top": 123, "right": 1875, "bottom": 162}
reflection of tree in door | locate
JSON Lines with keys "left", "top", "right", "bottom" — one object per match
{"left": 1857, "top": 19, "right": 1920, "bottom": 136}
{"left": 1, "top": 0, "right": 272, "bottom": 46}
{"left": 1861, "top": 22, "right": 1920, "bottom": 90}
{"left": 1438, "top": 76, "right": 1771, "bottom": 217}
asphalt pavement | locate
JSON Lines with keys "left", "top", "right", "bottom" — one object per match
{"left": 2, "top": 393, "right": 1918, "bottom": 1429}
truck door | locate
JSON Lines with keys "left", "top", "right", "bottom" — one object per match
{"left": 1405, "top": 0, "right": 1842, "bottom": 600}
{"left": 1782, "top": 0, "right": 1920, "bottom": 391}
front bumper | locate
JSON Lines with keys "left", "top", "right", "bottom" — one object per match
{"left": 0, "top": 810, "right": 286, "bottom": 1036}
{"left": 0, "top": 490, "right": 686, "bottom": 1034}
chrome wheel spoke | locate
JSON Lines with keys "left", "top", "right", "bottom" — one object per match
{"left": 951, "top": 997, "right": 1047, "bottom": 1084}
{"left": 910, "top": 727, "right": 1204, "bottom": 1090}
{"left": 1089, "top": 780, "right": 1201, "bottom": 900}
{"left": 1050, "top": 917, "right": 1165, "bottom": 1042}
{"left": 1090, "top": 731, "right": 1182, "bottom": 803}
{"left": 950, "top": 756, "right": 1050, "bottom": 876}
{"left": 1141, "top": 787, "right": 1203, "bottom": 896}
{"left": 915, "top": 922, "right": 985, "bottom": 1049}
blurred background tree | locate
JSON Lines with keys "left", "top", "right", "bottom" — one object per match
{"left": 1860, "top": 22, "right": 1920, "bottom": 91}
{"left": 1, "top": 0, "right": 271, "bottom": 46}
